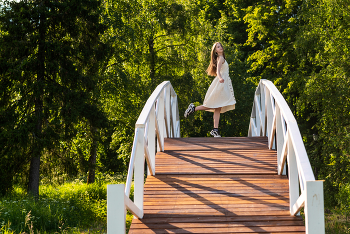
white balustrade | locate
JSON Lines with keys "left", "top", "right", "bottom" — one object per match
{"left": 248, "top": 79, "right": 325, "bottom": 234}
{"left": 107, "top": 81, "right": 180, "bottom": 233}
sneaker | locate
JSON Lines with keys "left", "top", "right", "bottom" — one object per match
{"left": 210, "top": 129, "right": 221, "bottom": 137}
{"left": 184, "top": 103, "right": 195, "bottom": 118}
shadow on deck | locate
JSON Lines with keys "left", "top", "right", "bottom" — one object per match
{"left": 128, "top": 137, "right": 305, "bottom": 234}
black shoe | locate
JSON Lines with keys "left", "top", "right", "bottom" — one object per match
{"left": 184, "top": 103, "right": 195, "bottom": 118}
{"left": 210, "top": 129, "right": 221, "bottom": 137}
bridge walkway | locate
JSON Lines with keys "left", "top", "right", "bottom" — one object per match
{"left": 128, "top": 137, "right": 305, "bottom": 233}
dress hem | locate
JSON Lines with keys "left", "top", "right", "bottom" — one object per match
{"left": 203, "top": 103, "right": 236, "bottom": 113}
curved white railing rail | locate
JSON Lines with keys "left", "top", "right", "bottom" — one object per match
{"left": 107, "top": 81, "right": 180, "bottom": 233}
{"left": 248, "top": 79, "right": 325, "bottom": 234}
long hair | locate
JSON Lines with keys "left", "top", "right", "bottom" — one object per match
{"left": 206, "top": 42, "right": 226, "bottom": 76}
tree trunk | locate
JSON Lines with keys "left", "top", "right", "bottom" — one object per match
{"left": 87, "top": 126, "right": 98, "bottom": 184}
{"left": 28, "top": 3, "right": 45, "bottom": 197}
{"left": 28, "top": 156, "right": 41, "bottom": 197}
{"left": 28, "top": 92, "right": 43, "bottom": 197}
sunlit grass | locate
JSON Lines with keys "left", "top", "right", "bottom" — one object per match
{"left": 0, "top": 174, "right": 133, "bottom": 234}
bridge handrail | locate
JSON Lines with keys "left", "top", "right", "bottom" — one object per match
{"left": 107, "top": 81, "right": 180, "bottom": 233}
{"left": 248, "top": 79, "right": 325, "bottom": 234}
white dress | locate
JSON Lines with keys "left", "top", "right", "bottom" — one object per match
{"left": 203, "top": 60, "right": 236, "bottom": 113}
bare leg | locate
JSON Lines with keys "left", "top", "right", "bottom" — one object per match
{"left": 213, "top": 107, "right": 221, "bottom": 128}
{"left": 195, "top": 105, "right": 211, "bottom": 111}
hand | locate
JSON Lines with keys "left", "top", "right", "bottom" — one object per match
{"left": 219, "top": 78, "right": 224, "bottom": 83}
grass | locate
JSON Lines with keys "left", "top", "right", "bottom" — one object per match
{"left": 0, "top": 174, "right": 134, "bottom": 234}
{"left": 325, "top": 209, "right": 350, "bottom": 234}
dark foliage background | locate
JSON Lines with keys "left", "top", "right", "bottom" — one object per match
{"left": 1, "top": 0, "right": 350, "bottom": 216}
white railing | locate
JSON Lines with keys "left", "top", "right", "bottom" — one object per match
{"left": 248, "top": 79, "right": 325, "bottom": 234}
{"left": 107, "top": 81, "right": 180, "bottom": 233}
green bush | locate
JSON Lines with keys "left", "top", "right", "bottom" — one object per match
{"left": 337, "top": 183, "right": 350, "bottom": 222}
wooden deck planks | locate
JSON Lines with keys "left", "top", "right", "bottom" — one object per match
{"left": 128, "top": 137, "right": 305, "bottom": 233}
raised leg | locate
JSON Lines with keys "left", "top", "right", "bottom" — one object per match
{"left": 195, "top": 105, "right": 211, "bottom": 111}
{"left": 213, "top": 107, "right": 221, "bottom": 128}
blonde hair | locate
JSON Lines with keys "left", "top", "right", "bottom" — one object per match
{"left": 206, "top": 42, "right": 226, "bottom": 76}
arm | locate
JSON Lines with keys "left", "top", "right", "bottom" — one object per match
{"left": 216, "top": 56, "right": 225, "bottom": 83}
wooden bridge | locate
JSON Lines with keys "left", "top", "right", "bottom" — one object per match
{"left": 107, "top": 80, "right": 325, "bottom": 234}
{"left": 129, "top": 137, "right": 304, "bottom": 233}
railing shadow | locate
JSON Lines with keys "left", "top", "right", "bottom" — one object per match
{"left": 159, "top": 137, "right": 287, "bottom": 202}
{"left": 139, "top": 137, "right": 295, "bottom": 233}
{"left": 140, "top": 174, "right": 290, "bottom": 233}
{"left": 166, "top": 151, "right": 277, "bottom": 172}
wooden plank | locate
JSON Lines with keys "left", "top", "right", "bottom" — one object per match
{"left": 128, "top": 137, "right": 306, "bottom": 233}
{"left": 129, "top": 227, "right": 305, "bottom": 234}
{"left": 130, "top": 222, "right": 305, "bottom": 228}
{"left": 134, "top": 215, "right": 302, "bottom": 223}
{"left": 130, "top": 223, "right": 305, "bottom": 229}
{"left": 143, "top": 190, "right": 290, "bottom": 195}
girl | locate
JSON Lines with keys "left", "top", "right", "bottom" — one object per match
{"left": 184, "top": 42, "right": 236, "bottom": 137}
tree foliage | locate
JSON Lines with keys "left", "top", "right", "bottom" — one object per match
{"left": 0, "top": 0, "right": 109, "bottom": 196}
{"left": 1, "top": 0, "right": 350, "bottom": 211}
{"left": 240, "top": 0, "right": 350, "bottom": 207}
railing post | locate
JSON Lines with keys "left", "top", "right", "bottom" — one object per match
{"left": 147, "top": 105, "right": 156, "bottom": 175}
{"left": 276, "top": 105, "right": 286, "bottom": 175}
{"left": 175, "top": 95, "right": 180, "bottom": 137}
{"left": 287, "top": 130, "right": 299, "bottom": 215}
{"left": 134, "top": 127, "right": 145, "bottom": 218}
{"left": 171, "top": 95, "right": 177, "bottom": 138}
{"left": 265, "top": 89, "right": 273, "bottom": 140}
{"left": 254, "top": 95, "right": 261, "bottom": 135}
{"left": 248, "top": 122, "right": 252, "bottom": 137}
{"left": 261, "top": 83, "right": 266, "bottom": 134}
{"left": 157, "top": 91, "right": 165, "bottom": 151}
{"left": 165, "top": 86, "right": 171, "bottom": 138}
{"left": 107, "top": 184, "right": 126, "bottom": 234}
{"left": 305, "top": 181, "right": 325, "bottom": 234}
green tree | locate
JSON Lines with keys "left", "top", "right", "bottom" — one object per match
{"left": 0, "top": 0, "right": 108, "bottom": 196}
{"left": 238, "top": 0, "right": 350, "bottom": 208}
{"left": 296, "top": 0, "right": 350, "bottom": 206}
